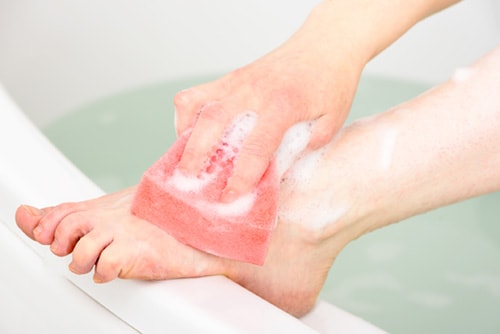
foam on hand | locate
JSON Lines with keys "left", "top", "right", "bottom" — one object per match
{"left": 275, "top": 121, "right": 314, "bottom": 178}
{"left": 131, "top": 111, "right": 279, "bottom": 265}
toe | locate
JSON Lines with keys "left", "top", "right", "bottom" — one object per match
{"left": 15, "top": 205, "right": 44, "bottom": 240}
{"left": 50, "top": 211, "right": 94, "bottom": 256}
{"left": 93, "top": 243, "right": 127, "bottom": 283}
{"left": 69, "top": 229, "right": 113, "bottom": 275}
{"left": 15, "top": 205, "right": 45, "bottom": 240}
{"left": 35, "top": 202, "right": 84, "bottom": 245}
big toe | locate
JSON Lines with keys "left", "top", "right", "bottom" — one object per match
{"left": 15, "top": 205, "right": 44, "bottom": 240}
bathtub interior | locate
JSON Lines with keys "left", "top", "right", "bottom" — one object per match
{"left": 1, "top": 0, "right": 499, "bottom": 128}
{"left": 1, "top": 85, "right": 391, "bottom": 333}
{"left": 1, "top": 1, "right": 499, "bottom": 333}
{"left": 42, "top": 73, "right": 500, "bottom": 333}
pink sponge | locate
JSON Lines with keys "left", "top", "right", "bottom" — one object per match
{"left": 131, "top": 114, "right": 279, "bottom": 265}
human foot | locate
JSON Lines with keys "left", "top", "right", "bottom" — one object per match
{"left": 16, "top": 187, "right": 228, "bottom": 283}
{"left": 15, "top": 186, "right": 345, "bottom": 317}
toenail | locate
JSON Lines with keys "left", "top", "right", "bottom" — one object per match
{"left": 93, "top": 275, "right": 104, "bottom": 283}
{"left": 22, "top": 205, "right": 43, "bottom": 216}
{"left": 33, "top": 226, "right": 43, "bottom": 237}
{"left": 68, "top": 262, "right": 79, "bottom": 274}
{"left": 50, "top": 240, "right": 59, "bottom": 252}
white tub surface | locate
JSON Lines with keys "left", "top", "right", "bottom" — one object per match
{"left": 0, "top": 86, "right": 385, "bottom": 333}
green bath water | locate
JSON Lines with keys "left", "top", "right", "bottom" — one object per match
{"left": 43, "top": 75, "right": 500, "bottom": 333}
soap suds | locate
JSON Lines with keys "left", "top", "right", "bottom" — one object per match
{"left": 169, "top": 169, "right": 214, "bottom": 193}
{"left": 284, "top": 140, "right": 331, "bottom": 183}
{"left": 223, "top": 111, "right": 257, "bottom": 150}
{"left": 379, "top": 126, "right": 398, "bottom": 171}
{"left": 277, "top": 138, "right": 342, "bottom": 230}
{"left": 275, "top": 121, "right": 314, "bottom": 178}
{"left": 279, "top": 195, "right": 350, "bottom": 231}
{"left": 169, "top": 111, "right": 259, "bottom": 217}
{"left": 208, "top": 192, "right": 256, "bottom": 217}
{"left": 452, "top": 67, "right": 475, "bottom": 84}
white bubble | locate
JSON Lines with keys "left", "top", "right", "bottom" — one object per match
{"left": 275, "top": 121, "right": 313, "bottom": 178}
{"left": 169, "top": 169, "right": 213, "bottom": 193}
{"left": 452, "top": 67, "right": 475, "bottom": 83}
{"left": 168, "top": 112, "right": 260, "bottom": 217}
{"left": 286, "top": 140, "right": 331, "bottom": 183}
{"left": 223, "top": 111, "right": 257, "bottom": 154}
{"left": 208, "top": 191, "right": 256, "bottom": 217}
{"left": 379, "top": 126, "right": 398, "bottom": 171}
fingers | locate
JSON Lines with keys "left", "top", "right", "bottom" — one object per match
{"left": 222, "top": 115, "right": 289, "bottom": 202}
{"left": 173, "top": 86, "right": 210, "bottom": 136}
{"left": 177, "top": 101, "right": 231, "bottom": 175}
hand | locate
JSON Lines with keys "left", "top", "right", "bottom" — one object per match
{"left": 174, "top": 12, "right": 363, "bottom": 202}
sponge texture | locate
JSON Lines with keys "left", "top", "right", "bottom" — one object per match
{"left": 131, "top": 114, "right": 279, "bottom": 265}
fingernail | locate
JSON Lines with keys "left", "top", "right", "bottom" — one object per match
{"left": 221, "top": 189, "right": 239, "bottom": 203}
{"left": 22, "top": 205, "right": 43, "bottom": 216}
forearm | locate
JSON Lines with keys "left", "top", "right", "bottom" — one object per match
{"left": 288, "top": 0, "right": 461, "bottom": 66}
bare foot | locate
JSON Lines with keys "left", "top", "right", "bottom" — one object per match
{"left": 15, "top": 186, "right": 348, "bottom": 317}
{"left": 16, "top": 188, "right": 226, "bottom": 282}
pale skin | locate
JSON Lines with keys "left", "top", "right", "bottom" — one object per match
{"left": 174, "top": 0, "right": 461, "bottom": 203}
{"left": 16, "top": 47, "right": 500, "bottom": 317}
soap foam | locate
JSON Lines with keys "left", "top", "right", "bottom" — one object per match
{"left": 279, "top": 190, "right": 351, "bottom": 231}
{"left": 169, "top": 168, "right": 214, "bottom": 193}
{"left": 277, "top": 137, "right": 340, "bottom": 230}
{"left": 284, "top": 140, "right": 331, "bottom": 184}
{"left": 275, "top": 122, "right": 313, "bottom": 178}
{"left": 223, "top": 111, "right": 257, "bottom": 150}
{"left": 207, "top": 192, "right": 256, "bottom": 217}
{"left": 379, "top": 126, "right": 398, "bottom": 171}
{"left": 452, "top": 67, "right": 475, "bottom": 84}
{"left": 169, "top": 111, "right": 259, "bottom": 217}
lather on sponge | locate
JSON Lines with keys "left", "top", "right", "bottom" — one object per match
{"left": 131, "top": 112, "right": 279, "bottom": 265}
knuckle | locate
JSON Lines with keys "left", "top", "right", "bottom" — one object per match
{"left": 173, "top": 89, "right": 195, "bottom": 109}
{"left": 181, "top": 143, "right": 204, "bottom": 163}
{"left": 240, "top": 138, "right": 274, "bottom": 160}
{"left": 199, "top": 101, "right": 225, "bottom": 122}
{"left": 311, "top": 128, "right": 334, "bottom": 146}
{"left": 242, "top": 128, "right": 284, "bottom": 158}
